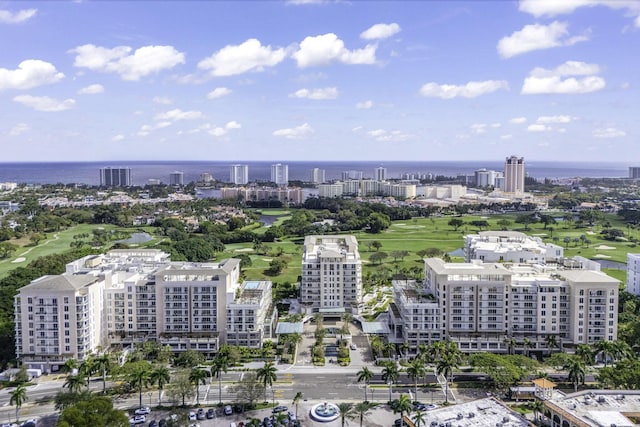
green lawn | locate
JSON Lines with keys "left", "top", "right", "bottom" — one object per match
{"left": 0, "top": 224, "right": 117, "bottom": 279}
{"left": 224, "top": 213, "right": 634, "bottom": 285}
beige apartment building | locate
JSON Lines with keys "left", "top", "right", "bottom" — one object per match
{"left": 389, "top": 258, "right": 618, "bottom": 356}
{"left": 15, "top": 249, "right": 275, "bottom": 372}
{"left": 300, "top": 235, "right": 363, "bottom": 314}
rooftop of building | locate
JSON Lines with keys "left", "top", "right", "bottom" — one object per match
{"left": 303, "top": 234, "right": 360, "bottom": 261}
{"left": 425, "top": 397, "right": 529, "bottom": 427}
{"left": 547, "top": 390, "right": 640, "bottom": 427}
{"left": 20, "top": 274, "right": 100, "bottom": 292}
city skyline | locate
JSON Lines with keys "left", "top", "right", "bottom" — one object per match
{"left": 0, "top": 1, "right": 637, "bottom": 162}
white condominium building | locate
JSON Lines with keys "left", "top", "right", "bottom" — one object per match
{"left": 230, "top": 164, "right": 249, "bottom": 185}
{"left": 300, "top": 235, "right": 363, "bottom": 314}
{"left": 15, "top": 249, "right": 274, "bottom": 372}
{"left": 311, "top": 168, "right": 326, "bottom": 184}
{"left": 626, "top": 253, "right": 640, "bottom": 296}
{"left": 389, "top": 258, "right": 619, "bottom": 357}
{"left": 409, "top": 258, "right": 619, "bottom": 356}
{"left": 15, "top": 275, "right": 105, "bottom": 374}
{"left": 226, "top": 281, "right": 277, "bottom": 348}
{"left": 464, "top": 231, "right": 563, "bottom": 264}
{"left": 270, "top": 163, "right": 288, "bottom": 186}
{"left": 375, "top": 167, "right": 387, "bottom": 181}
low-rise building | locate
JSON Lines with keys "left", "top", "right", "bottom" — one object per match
{"left": 465, "top": 231, "right": 563, "bottom": 264}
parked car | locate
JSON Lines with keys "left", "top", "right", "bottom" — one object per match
{"left": 350, "top": 343, "right": 357, "bottom": 350}
{"left": 197, "top": 408, "right": 206, "bottom": 420}
{"left": 224, "top": 405, "right": 233, "bottom": 415}
{"left": 206, "top": 408, "right": 215, "bottom": 419}
{"left": 148, "top": 421, "right": 157, "bottom": 427}
{"left": 158, "top": 420, "right": 167, "bottom": 427}
{"left": 131, "top": 415, "right": 146, "bottom": 424}
{"left": 135, "top": 407, "right": 151, "bottom": 415}
{"left": 272, "top": 405, "right": 288, "bottom": 413}
{"left": 188, "top": 411, "right": 197, "bottom": 421}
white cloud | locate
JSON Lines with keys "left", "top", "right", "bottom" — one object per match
{"left": 0, "top": 60, "right": 64, "bottom": 90}
{"left": 0, "top": 8, "right": 37, "bottom": 24}
{"left": 419, "top": 80, "right": 509, "bottom": 99}
{"left": 77, "top": 83, "right": 104, "bottom": 95}
{"left": 366, "top": 129, "right": 411, "bottom": 142}
{"left": 112, "top": 134, "right": 125, "bottom": 142}
{"left": 198, "top": 39, "right": 286, "bottom": 77}
{"left": 9, "top": 123, "right": 29, "bottom": 136}
{"left": 207, "top": 87, "right": 232, "bottom": 100}
{"left": 356, "top": 100, "right": 373, "bottom": 109}
{"left": 70, "top": 44, "right": 185, "bottom": 81}
{"left": 155, "top": 109, "right": 203, "bottom": 121}
{"left": 360, "top": 23, "right": 401, "bottom": 40}
{"left": 519, "top": 0, "right": 640, "bottom": 27}
{"left": 292, "top": 33, "right": 377, "bottom": 68}
{"left": 289, "top": 87, "right": 338, "bottom": 100}
{"left": 273, "top": 123, "right": 314, "bottom": 139}
{"left": 13, "top": 95, "right": 75, "bottom": 112}
{"left": 497, "top": 21, "right": 588, "bottom": 58}
{"left": 153, "top": 96, "right": 172, "bottom": 105}
{"left": 471, "top": 123, "right": 488, "bottom": 134}
{"left": 593, "top": 127, "right": 626, "bottom": 138}
{"left": 527, "top": 124, "right": 551, "bottom": 132}
{"left": 521, "top": 61, "right": 605, "bottom": 94}
{"left": 537, "top": 115, "right": 572, "bottom": 123}
{"left": 208, "top": 121, "right": 242, "bottom": 137}
{"left": 509, "top": 117, "right": 527, "bottom": 124}
{"left": 500, "top": 134, "right": 513, "bottom": 140}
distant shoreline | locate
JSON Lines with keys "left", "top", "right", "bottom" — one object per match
{"left": 0, "top": 160, "right": 630, "bottom": 186}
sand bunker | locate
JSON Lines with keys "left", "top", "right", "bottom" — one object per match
{"left": 234, "top": 248, "right": 254, "bottom": 252}
{"left": 594, "top": 254, "right": 611, "bottom": 259}
{"left": 595, "top": 245, "right": 615, "bottom": 250}
{"left": 11, "top": 257, "right": 26, "bottom": 263}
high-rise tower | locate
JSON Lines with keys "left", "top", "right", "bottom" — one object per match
{"left": 503, "top": 155, "right": 525, "bottom": 193}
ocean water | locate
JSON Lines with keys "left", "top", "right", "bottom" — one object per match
{"left": 0, "top": 160, "right": 630, "bottom": 186}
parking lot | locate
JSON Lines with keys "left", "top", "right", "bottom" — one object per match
{"left": 128, "top": 400, "right": 404, "bottom": 427}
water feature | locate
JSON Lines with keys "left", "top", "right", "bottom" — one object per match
{"left": 310, "top": 402, "right": 340, "bottom": 422}
{"left": 116, "top": 232, "right": 153, "bottom": 244}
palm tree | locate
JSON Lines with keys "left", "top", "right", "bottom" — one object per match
{"left": 504, "top": 337, "right": 516, "bottom": 355}
{"left": 212, "top": 354, "right": 230, "bottom": 404}
{"left": 189, "top": 367, "right": 208, "bottom": 404}
{"left": 246, "top": 418, "right": 261, "bottom": 427}
{"left": 370, "top": 336, "right": 384, "bottom": 359}
{"left": 381, "top": 361, "right": 400, "bottom": 402}
{"left": 79, "top": 357, "right": 95, "bottom": 388}
{"left": 275, "top": 412, "right": 288, "bottom": 425}
{"left": 293, "top": 391, "right": 303, "bottom": 420}
{"left": 394, "top": 394, "right": 412, "bottom": 427}
{"left": 412, "top": 409, "right": 426, "bottom": 427}
{"left": 576, "top": 344, "right": 594, "bottom": 366}
{"left": 531, "top": 399, "right": 544, "bottom": 426}
{"left": 406, "top": 359, "right": 426, "bottom": 401}
{"left": 63, "top": 374, "right": 85, "bottom": 394}
{"left": 94, "top": 353, "right": 112, "bottom": 394}
{"left": 10, "top": 383, "right": 27, "bottom": 422}
{"left": 612, "top": 340, "right": 632, "bottom": 362}
{"left": 337, "top": 402, "right": 354, "bottom": 427}
{"left": 356, "top": 366, "right": 373, "bottom": 402}
{"left": 523, "top": 338, "right": 533, "bottom": 358}
{"left": 256, "top": 361, "right": 277, "bottom": 402}
{"left": 60, "top": 358, "right": 79, "bottom": 375}
{"left": 565, "top": 357, "right": 586, "bottom": 393}
{"left": 353, "top": 401, "right": 374, "bottom": 427}
{"left": 128, "top": 363, "right": 151, "bottom": 409}
{"left": 595, "top": 340, "right": 615, "bottom": 367}
{"left": 150, "top": 365, "right": 170, "bottom": 406}
{"left": 436, "top": 352, "right": 460, "bottom": 404}
{"left": 545, "top": 335, "right": 559, "bottom": 354}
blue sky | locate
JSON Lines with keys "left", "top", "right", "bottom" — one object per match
{"left": 0, "top": 0, "right": 638, "bottom": 162}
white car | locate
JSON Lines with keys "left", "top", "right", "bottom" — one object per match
{"left": 189, "top": 412, "right": 197, "bottom": 421}
{"left": 224, "top": 405, "right": 233, "bottom": 415}
{"left": 129, "top": 415, "right": 145, "bottom": 424}
{"left": 135, "top": 407, "right": 151, "bottom": 415}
